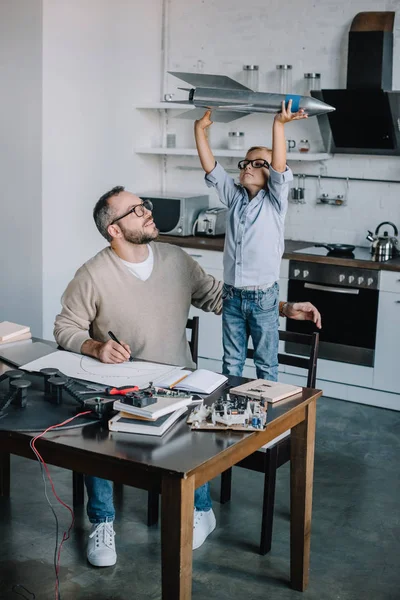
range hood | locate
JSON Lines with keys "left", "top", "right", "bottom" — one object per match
{"left": 312, "top": 12, "right": 400, "bottom": 156}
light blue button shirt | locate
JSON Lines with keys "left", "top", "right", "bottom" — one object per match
{"left": 205, "top": 162, "right": 293, "bottom": 287}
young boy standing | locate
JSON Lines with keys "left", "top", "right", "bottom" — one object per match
{"left": 194, "top": 102, "right": 308, "bottom": 381}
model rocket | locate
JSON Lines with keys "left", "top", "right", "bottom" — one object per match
{"left": 168, "top": 72, "right": 335, "bottom": 122}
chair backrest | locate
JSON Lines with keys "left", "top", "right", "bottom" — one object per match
{"left": 186, "top": 316, "right": 199, "bottom": 366}
{"left": 246, "top": 330, "right": 319, "bottom": 387}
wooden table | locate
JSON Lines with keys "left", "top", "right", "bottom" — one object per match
{"left": 0, "top": 364, "right": 322, "bottom": 600}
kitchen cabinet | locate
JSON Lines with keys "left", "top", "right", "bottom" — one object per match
{"left": 373, "top": 271, "right": 400, "bottom": 394}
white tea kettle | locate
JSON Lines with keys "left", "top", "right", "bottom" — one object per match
{"left": 366, "top": 221, "right": 399, "bottom": 261}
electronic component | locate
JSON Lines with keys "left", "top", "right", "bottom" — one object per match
{"left": 187, "top": 393, "right": 267, "bottom": 431}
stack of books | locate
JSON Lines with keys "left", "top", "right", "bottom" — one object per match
{"left": 109, "top": 394, "right": 194, "bottom": 436}
{"left": 0, "top": 321, "right": 32, "bottom": 349}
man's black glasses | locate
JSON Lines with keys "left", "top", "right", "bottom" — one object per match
{"left": 238, "top": 159, "right": 270, "bottom": 170}
{"left": 110, "top": 199, "right": 153, "bottom": 225}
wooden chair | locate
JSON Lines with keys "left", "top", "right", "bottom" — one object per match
{"left": 219, "top": 329, "right": 319, "bottom": 555}
{"left": 72, "top": 317, "right": 200, "bottom": 509}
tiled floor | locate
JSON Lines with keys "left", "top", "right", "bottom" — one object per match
{"left": 1, "top": 397, "right": 399, "bottom": 600}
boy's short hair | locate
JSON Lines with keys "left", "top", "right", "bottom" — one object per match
{"left": 93, "top": 186, "right": 125, "bottom": 242}
{"left": 246, "top": 145, "right": 272, "bottom": 155}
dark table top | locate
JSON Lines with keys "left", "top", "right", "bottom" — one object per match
{"left": 0, "top": 349, "right": 320, "bottom": 477}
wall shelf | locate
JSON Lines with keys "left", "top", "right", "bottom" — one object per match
{"left": 136, "top": 148, "right": 332, "bottom": 160}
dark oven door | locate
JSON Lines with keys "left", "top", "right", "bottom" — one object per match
{"left": 286, "top": 278, "right": 379, "bottom": 367}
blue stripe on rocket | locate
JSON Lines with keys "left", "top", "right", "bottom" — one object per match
{"left": 285, "top": 95, "right": 301, "bottom": 111}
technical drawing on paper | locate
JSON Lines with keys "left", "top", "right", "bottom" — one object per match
{"left": 21, "top": 350, "right": 183, "bottom": 389}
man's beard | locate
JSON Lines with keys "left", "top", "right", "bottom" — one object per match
{"left": 119, "top": 220, "right": 159, "bottom": 245}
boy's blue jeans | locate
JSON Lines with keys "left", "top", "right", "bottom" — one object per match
{"left": 85, "top": 476, "right": 212, "bottom": 522}
{"left": 222, "top": 282, "right": 279, "bottom": 382}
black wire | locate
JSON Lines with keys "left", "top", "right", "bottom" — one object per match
{"left": 12, "top": 584, "right": 36, "bottom": 599}
{"left": 0, "top": 390, "right": 17, "bottom": 414}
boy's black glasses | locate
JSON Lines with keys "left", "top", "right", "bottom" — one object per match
{"left": 238, "top": 159, "right": 270, "bottom": 170}
{"left": 110, "top": 199, "right": 153, "bottom": 224}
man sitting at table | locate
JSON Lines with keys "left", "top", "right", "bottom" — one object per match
{"left": 54, "top": 185, "right": 321, "bottom": 567}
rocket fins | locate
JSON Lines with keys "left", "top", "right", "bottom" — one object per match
{"left": 169, "top": 71, "right": 251, "bottom": 91}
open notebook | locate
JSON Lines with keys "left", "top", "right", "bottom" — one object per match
{"left": 157, "top": 369, "right": 227, "bottom": 395}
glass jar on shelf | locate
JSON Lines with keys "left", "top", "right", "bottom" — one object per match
{"left": 298, "top": 139, "right": 310, "bottom": 153}
{"left": 228, "top": 131, "right": 245, "bottom": 151}
{"left": 304, "top": 73, "right": 321, "bottom": 93}
{"left": 242, "top": 65, "right": 259, "bottom": 91}
{"left": 276, "top": 65, "right": 292, "bottom": 94}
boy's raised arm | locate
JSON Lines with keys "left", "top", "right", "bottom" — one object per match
{"left": 194, "top": 110, "right": 216, "bottom": 174}
{"left": 271, "top": 99, "right": 308, "bottom": 173}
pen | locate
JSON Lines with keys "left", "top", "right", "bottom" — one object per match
{"left": 108, "top": 330, "right": 134, "bottom": 362}
{"left": 169, "top": 374, "right": 189, "bottom": 389}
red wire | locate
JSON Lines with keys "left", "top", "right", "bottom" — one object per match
{"left": 30, "top": 410, "right": 92, "bottom": 599}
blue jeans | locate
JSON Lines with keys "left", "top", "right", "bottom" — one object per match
{"left": 222, "top": 282, "right": 279, "bottom": 382}
{"left": 85, "top": 477, "right": 212, "bottom": 522}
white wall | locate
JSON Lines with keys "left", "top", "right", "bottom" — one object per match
{"left": 41, "top": 0, "right": 162, "bottom": 338}
{"left": 0, "top": 0, "right": 43, "bottom": 335}
{"left": 154, "top": 0, "right": 400, "bottom": 248}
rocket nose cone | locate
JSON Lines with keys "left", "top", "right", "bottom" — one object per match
{"left": 301, "top": 96, "right": 335, "bottom": 116}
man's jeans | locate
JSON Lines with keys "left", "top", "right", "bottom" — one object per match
{"left": 222, "top": 282, "right": 279, "bottom": 382}
{"left": 85, "top": 477, "right": 212, "bottom": 523}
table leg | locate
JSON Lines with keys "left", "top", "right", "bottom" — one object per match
{"left": 0, "top": 452, "right": 11, "bottom": 497}
{"left": 72, "top": 471, "right": 85, "bottom": 506}
{"left": 161, "top": 474, "right": 195, "bottom": 600}
{"left": 290, "top": 399, "right": 317, "bottom": 591}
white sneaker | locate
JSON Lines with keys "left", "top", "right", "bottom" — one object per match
{"left": 192, "top": 509, "right": 216, "bottom": 550}
{"left": 87, "top": 521, "right": 117, "bottom": 567}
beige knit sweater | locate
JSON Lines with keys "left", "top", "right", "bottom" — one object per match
{"left": 54, "top": 243, "right": 222, "bottom": 368}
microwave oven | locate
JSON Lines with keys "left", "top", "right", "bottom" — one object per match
{"left": 139, "top": 192, "right": 209, "bottom": 236}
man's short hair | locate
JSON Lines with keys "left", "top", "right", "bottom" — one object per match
{"left": 93, "top": 186, "right": 125, "bottom": 242}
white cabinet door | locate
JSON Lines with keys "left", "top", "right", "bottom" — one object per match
{"left": 182, "top": 248, "right": 223, "bottom": 271}
{"left": 379, "top": 270, "right": 400, "bottom": 293}
{"left": 373, "top": 290, "right": 400, "bottom": 393}
{"left": 189, "top": 267, "right": 224, "bottom": 361}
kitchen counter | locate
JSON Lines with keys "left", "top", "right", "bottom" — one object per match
{"left": 157, "top": 235, "right": 400, "bottom": 271}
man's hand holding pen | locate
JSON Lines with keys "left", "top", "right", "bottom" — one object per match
{"left": 81, "top": 334, "right": 133, "bottom": 364}
{"left": 97, "top": 339, "right": 132, "bottom": 364}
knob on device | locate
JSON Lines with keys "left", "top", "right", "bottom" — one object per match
{"left": 6, "top": 369, "right": 25, "bottom": 389}
{"left": 9, "top": 379, "right": 31, "bottom": 409}
{"left": 48, "top": 376, "right": 67, "bottom": 405}
{"left": 40, "top": 368, "right": 60, "bottom": 397}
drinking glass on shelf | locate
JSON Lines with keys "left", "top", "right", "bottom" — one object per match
{"left": 228, "top": 132, "right": 245, "bottom": 150}
{"left": 242, "top": 65, "right": 259, "bottom": 91}
{"left": 304, "top": 73, "right": 321, "bottom": 93}
{"left": 166, "top": 133, "right": 176, "bottom": 148}
{"left": 276, "top": 65, "right": 292, "bottom": 94}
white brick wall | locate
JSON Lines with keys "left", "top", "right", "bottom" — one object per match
{"left": 160, "top": 0, "right": 400, "bottom": 247}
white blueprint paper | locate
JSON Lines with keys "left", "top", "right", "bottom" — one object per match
{"left": 21, "top": 350, "right": 184, "bottom": 389}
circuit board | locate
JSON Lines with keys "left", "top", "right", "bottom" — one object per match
{"left": 187, "top": 393, "right": 267, "bottom": 432}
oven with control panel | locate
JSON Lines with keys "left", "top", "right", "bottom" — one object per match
{"left": 286, "top": 260, "right": 379, "bottom": 367}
